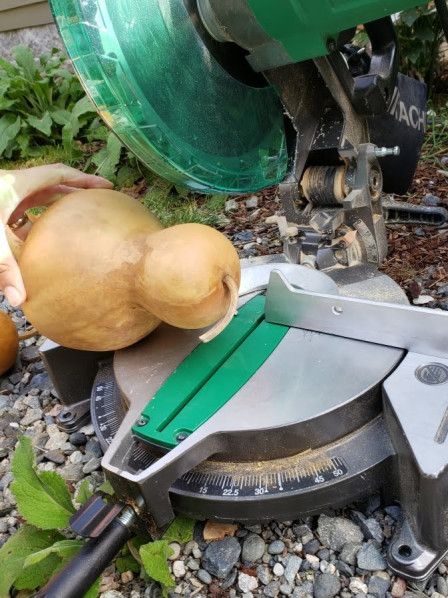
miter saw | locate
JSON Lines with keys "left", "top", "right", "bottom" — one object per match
{"left": 34, "top": 1, "right": 448, "bottom": 596}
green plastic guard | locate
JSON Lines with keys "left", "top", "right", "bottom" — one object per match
{"left": 49, "top": 0, "right": 288, "bottom": 194}
{"left": 132, "top": 296, "right": 289, "bottom": 449}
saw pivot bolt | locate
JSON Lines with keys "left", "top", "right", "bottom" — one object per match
{"left": 374, "top": 146, "right": 400, "bottom": 158}
{"left": 136, "top": 416, "right": 149, "bottom": 427}
{"left": 176, "top": 431, "right": 190, "bottom": 443}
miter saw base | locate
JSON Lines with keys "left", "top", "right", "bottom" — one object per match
{"left": 40, "top": 258, "right": 448, "bottom": 583}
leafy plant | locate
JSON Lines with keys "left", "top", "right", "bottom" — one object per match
{"left": 0, "top": 436, "right": 195, "bottom": 597}
{"left": 0, "top": 46, "right": 101, "bottom": 160}
{"left": 395, "top": 3, "right": 444, "bottom": 86}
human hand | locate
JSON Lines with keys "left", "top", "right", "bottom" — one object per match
{"left": 0, "top": 164, "right": 112, "bottom": 306}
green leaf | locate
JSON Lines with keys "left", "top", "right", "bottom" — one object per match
{"left": 0, "top": 114, "right": 21, "bottom": 156}
{"left": 116, "top": 165, "right": 140, "bottom": 188}
{"left": 12, "top": 45, "right": 37, "bottom": 80}
{"left": 162, "top": 516, "right": 195, "bottom": 544}
{"left": 51, "top": 109, "right": 72, "bottom": 126}
{"left": 72, "top": 95, "right": 95, "bottom": 119}
{"left": 0, "top": 525, "right": 62, "bottom": 598}
{"left": 140, "top": 540, "right": 175, "bottom": 596}
{"left": 14, "top": 553, "right": 61, "bottom": 591}
{"left": 84, "top": 577, "right": 100, "bottom": 598}
{"left": 28, "top": 112, "right": 52, "bottom": 137}
{"left": 116, "top": 554, "right": 141, "bottom": 574}
{"left": 0, "top": 98, "right": 16, "bottom": 111}
{"left": 75, "top": 479, "right": 94, "bottom": 505}
{"left": 400, "top": 8, "right": 420, "bottom": 27}
{"left": 92, "top": 132, "right": 123, "bottom": 182}
{"left": 98, "top": 480, "right": 115, "bottom": 495}
{"left": 24, "top": 539, "right": 84, "bottom": 567}
{"left": 11, "top": 436, "right": 75, "bottom": 529}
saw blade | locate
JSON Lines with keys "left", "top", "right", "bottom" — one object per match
{"left": 49, "top": 0, "right": 288, "bottom": 194}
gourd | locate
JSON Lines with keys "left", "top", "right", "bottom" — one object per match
{"left": 8, "top": 189, "right": 240, "bottom": 351}
{"left": 0, "top": 311, "right": 18, "bottom": 375}
{"left": 15, "top": 189, "right": 163, "bottom": 351}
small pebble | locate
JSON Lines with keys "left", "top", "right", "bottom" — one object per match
{"left": 268, "top": 540, "right": 285, "bottom": 555}
{"left": 273, "top": 563, "right": 285, "bottom": 577}
{"left": 172, "top": 560, "right": 186, "bottom": 578}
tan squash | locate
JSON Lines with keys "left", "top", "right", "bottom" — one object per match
{"left": 136, "top": 223, "right": 240, "bottom": 340}
{"left": 0, "top": 311, "right": 18, "bottom": 375}
{"left": 16, "top": 189, "right": 163, "bottom": 351}
{"left": 12, "top": 190, "right": 240, "bottom": 351}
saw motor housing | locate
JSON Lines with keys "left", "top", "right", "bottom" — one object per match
{"left": 50, "top": 0, "right": 428, "bottom": 271}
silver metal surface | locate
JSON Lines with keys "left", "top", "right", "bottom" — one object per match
{"left": 102, "top": 261, "right": 403, "bottom": 525}
{"left": 266, "top": 270, "right": 448, "bottom": 359}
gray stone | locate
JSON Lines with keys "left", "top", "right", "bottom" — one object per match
{"left": 225, "top": 199, "right": 238, "bottom": 212}
{"left": 293, "top": 581, "right": 314, "bottom": 598}
{"left": 317, "top": 548, "right": 331, "bottom": 561}
{"left": 268, "top": 540, "right": 285, "bottom": 555}
{"left": 101, "top": 592, "right": 125, "bottom": 598}
{"left": 336, "top": 560, "right": 354, "bottom": 577}
{"left": 280, "top": 583, "right": 294, "bottom": 595}
{"left": 242, "top": 534, "right": 266, "bottom": 563}
{"left": 284, "top": 555, "right": 302, "bottom": 584}
{"left": 245, "top": 197, "right": 259, "bottom": 209}
{"left": 30, "top": 373, "right": 53, "bottom": 391}
{"left": 340, "top": 542, "right": 363, "bottom": 565}
{"left": 246, "top": 524, "right": 262, "bottom": 534}
{"left": 368, "top": 575, "right": 391, "bottom": 598}
{"left": 351, "top": 511, "right": 383, "bottom": 543}
{"left": 44, "top": 450, "right": 65, "bottom": 465}
{"left": 202, "top": 537, "right": 241, "bottom": 579}
{"left": 422, "top": 194, "right": 440, "bottom": 206}
{"left": 59, "top": 462, "right": 84, "bottom": 482}
{"left": 196, "top": 569, "right": 212, "bottom": 585}
{"left": 20, "top": 408, "right": 43, "bottom": 426}
{"left": 172, "top": 560, "right": 186, "bottom": 578}
{"left": 357, "top": 543, "right": 387, "bottom": 571}
{"left": 273, "top": 563, "right": 285, "bottom": 577}
{"left": 69, "top": 432, "right": 87, "bottom": 446}
{"left": 82, "top": 457, "right": 102, "bottom": 474}
{"left": 264, "top": 581, "right": 281, "bottom": 597}
{"left": 221, "top": 567, "right": 238, "bottom": 589}
{"left": 85, "top": 438, "right": 103, "bottom": 458}
{"left": 318, "top": 515, "right": 364, "bottom": 551}
{"left": 303, "top": 538, "right": 320, "bottom": 555}
{"left": 436, "top": 576, "right": 448, "bottom": 596}
{"left": 20, "top": 345, "right": 41, "bottom": 364}
{"left": 257, "top": 565, "right": 273, "bottom": 586}
{"left": 313, "top": 573, "right": 341, "bottom": 598}
{"left": 186, "top": 558, "right": 199, "bottom": 571}
{"left": 238, "top": 572, "right": 258, "bottom": 593}
{"left": 384, "top": 505, "right": 402, "bottom": 521}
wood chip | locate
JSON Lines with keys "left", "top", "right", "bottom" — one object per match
{"left": 203, "top": 521, "right": 238, "bottom": 541}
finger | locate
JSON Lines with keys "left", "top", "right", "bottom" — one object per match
{"left": 0, "top": 223, "right": 26, "bottom": 306}
{"left": 8, "top": 185, "right": 81, "bottom": 222}
{"left": 8, "top": 164, "right": 113, "bottom": 200}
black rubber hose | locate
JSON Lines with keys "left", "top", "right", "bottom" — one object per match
{"left": 435, "top": 0, "right": 448, "bottom": 43}
{"left": 33, "top": 518, "right": 133, "bottom": 598}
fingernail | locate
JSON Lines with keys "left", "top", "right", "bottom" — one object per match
{"left": 4, "top": 286, "right": 23, "bottom": 307}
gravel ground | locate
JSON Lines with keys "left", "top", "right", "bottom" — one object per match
{"left": 1, "top": 160, "right": 447, "bottom": 597}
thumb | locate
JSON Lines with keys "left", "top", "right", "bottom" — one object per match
{"left": 0, "top": 223, "right": 26, "bottom": 307}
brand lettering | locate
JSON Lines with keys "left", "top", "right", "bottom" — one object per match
{"left": 389, "top": 87, "right": 426, "bottom": 132}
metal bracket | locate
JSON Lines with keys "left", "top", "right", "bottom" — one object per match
{"left": 265, "top": 270, "right": 448, "bottom": 579}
